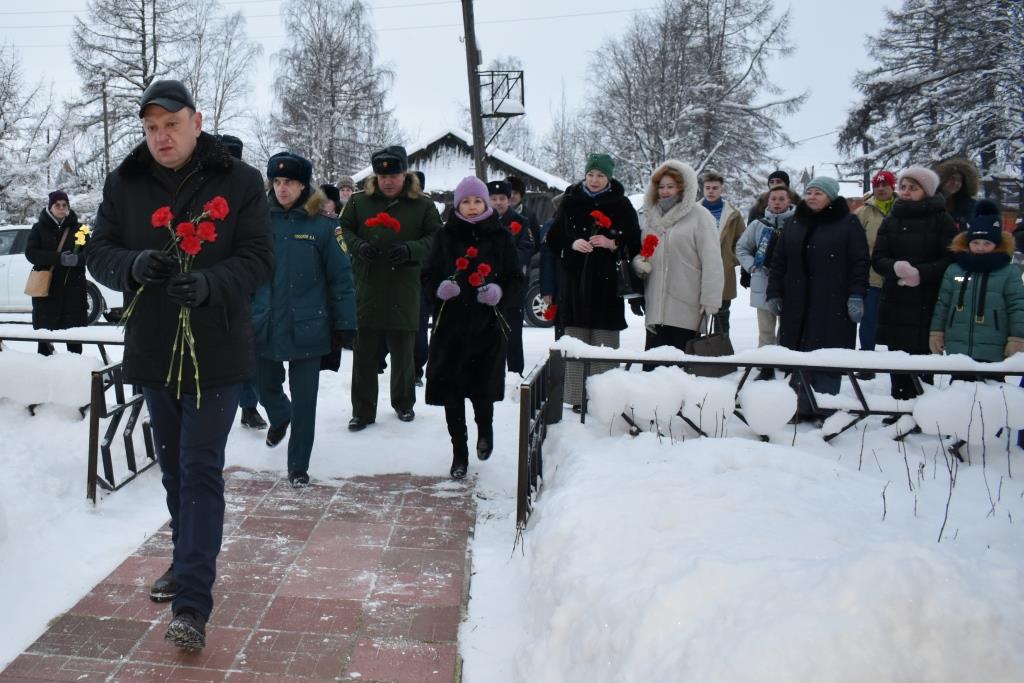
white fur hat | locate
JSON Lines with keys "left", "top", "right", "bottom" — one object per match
{"left": 897, "top": 166, "right": 941, "bottom": 197}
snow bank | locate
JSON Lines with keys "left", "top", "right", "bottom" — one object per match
{"left": 514, "top": 433, "right": 1024, "bottom": 683}
{"left": 0, "top": 348, "right": 102, "bottom": 408}
{"left": 914, "top": 381, "right": 1024, "bottom": 444}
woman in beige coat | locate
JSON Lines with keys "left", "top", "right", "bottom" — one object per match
{"left": 632, "top": 160, "right": 724, "bottom": 356}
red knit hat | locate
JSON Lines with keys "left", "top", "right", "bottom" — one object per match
{"left": 871, "top": 170, "right": 896, "bottom": 188}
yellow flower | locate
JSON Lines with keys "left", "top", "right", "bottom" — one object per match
{"left": 75, "top": 234, "right": 87, "bottom": 246}
{"left": 79, "top": 224, "right": 92, "bottom": 234}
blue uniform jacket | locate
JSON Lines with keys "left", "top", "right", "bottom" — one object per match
{"left": 252, "top": 190, "right": 357, "bottom": 361}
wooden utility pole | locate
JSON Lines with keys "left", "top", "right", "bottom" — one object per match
{"left": 101, "top": 77, "right": 111, "bottom": 177}
{"left": 461, "top": 0, "right": 486, "bottom": 179}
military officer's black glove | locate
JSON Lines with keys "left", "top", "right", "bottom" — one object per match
{"left": 357, "top": 242, "right": 379, "bottom": 261}
{"left": 332, "top": 329, "right": 355, "bottom": 350}
{"left": 166, "top": 271, "right": 210, "bottom": 308}
{"left": 131, "top": 250, "right": 177, "bottom": 286}
{"left": 629, "top": 297, "right": 645, "bottom": 316}
{"left": 388, "top": 242, "right": 411, "bottom": 265}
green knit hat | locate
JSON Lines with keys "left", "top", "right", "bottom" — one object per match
{"left": 805, "top": 176, "right": 840, "bottom": 200}
{"left": 585, "top": 153, "right": 615, "bottom": 179}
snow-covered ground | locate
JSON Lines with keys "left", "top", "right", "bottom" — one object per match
{"left": 1, "top": 297, "right": 1023, "bottom": 681}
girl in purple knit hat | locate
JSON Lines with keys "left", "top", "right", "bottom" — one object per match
{"left": 422, "top": 177, "right": 523, "bottom": 479}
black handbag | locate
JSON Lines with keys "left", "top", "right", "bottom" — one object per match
{"left": 616, "top": 247, "right": 643, "bottom": 300}
{"left": 684, "top": 314, "right": 736, "bottom": 377}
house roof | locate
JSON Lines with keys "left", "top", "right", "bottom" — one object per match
{"left": 352, "top": 128, "right": 569, "bottom": 193}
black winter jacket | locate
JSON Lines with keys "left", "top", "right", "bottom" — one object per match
{"left": 422, "top": 212, "right": 522, "bottom": 405}
{"left": 767, "top": 198, "right": 870, "bottom": 351}
{"left": 26, "top": 208, "right": 89, "bottom": 330}
{"left": 87, "top": 133, "right": 274, "bottom": 391}
{"left": 544, "top": 179, "right": 641, "bottom": 331}
{"left": 871, "top": 196, "right": 957, "bottom": 353}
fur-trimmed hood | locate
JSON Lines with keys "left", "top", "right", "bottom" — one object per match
{"left": 950, "top": 231, "right": 1015, "bottom": 255}
{"left": 117, "top": 131, "right": 233, "bottom": 178}
{"left": 643, "top": 159, "right": 700, "bottom": 220}
{"left": 268, "top": 186, "right": 329, "bottom": 217}
{"left": 935, "top": 157, "right": 980, "bottom": 201}
{"left": 363, "top": 172, "right": 423, "bottom": 200}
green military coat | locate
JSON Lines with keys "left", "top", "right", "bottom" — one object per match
{"left": 338, "top": 174, "right": 442, "bottom": 330}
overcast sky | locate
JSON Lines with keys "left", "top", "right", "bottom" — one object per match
{"left": 2, "top": 0, "right": 893, "bottom": 178}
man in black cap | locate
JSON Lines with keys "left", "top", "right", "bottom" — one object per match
{"left": 87, "top": 79, "right": 273, "bottom": 651}
{"left": 488, "top": 179, "right": 535, "bottom": 373}
{"left": 339, "top": 145, "right": 441, "bottom": 430}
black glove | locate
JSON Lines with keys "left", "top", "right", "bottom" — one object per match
{"left": 131, "top": 250, "right": 177, "bottom": 286}
{"left": 60, "top": 251, "right": 80, "bottom": 267}
{"left": 388, "top": 242, "right": 411, "bottom": 265}
{"left": 332, "top": 329, "right": 355, "bottom": 350}
{"left": 740, "top": 268, "right": 751, "bottom": 289}
{"left": 629, "top": 297, "right": 645, "bottom": 316}
{"left": 357, "top": 242, "right": 379, "bottom": 261}
{"left": 166, "top": 271, "right": 210, "bottom": 308}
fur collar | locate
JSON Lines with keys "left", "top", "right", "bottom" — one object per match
{"left": 890, "top": 194, "right": 946, "bottom": 218}
{"left": 936, "top": 157, "right": 980, "bottom": 201}
{"left": 269, "top": 187, "right": 327, "bottom": 217}
{"left": 364, "top": 172, "right": 423, "bottom": 200}
{"left": 117, "top": 131, "right": 233, "bottom": 178}
{"left": 795, "top": 196, "right": 850, "bottom": 226}
{"left": 643, "top": 160, "right": 699, "bottom": 225}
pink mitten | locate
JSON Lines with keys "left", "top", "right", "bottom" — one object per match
{"left": 476, "top": 283, "right": 503, "bottom": 306}
{"left": 894, "top": 260, "right": 920, "bottom": 287}
{"left": 436, "top": 280, "right": 461, "bottom": 301}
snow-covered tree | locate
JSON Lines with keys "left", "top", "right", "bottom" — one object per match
{"left": 71, "top": 0, "right": 190, "bottom": 176}
{"left": 271, "top": 0, "right": 399, "bottom": 182}
{"left": 838, "top": 0, "right": 1023, "bottom": 199}
{"left": 585, "top": 0, "right": 803, "bottom": 195}
{"left": 177, "top": 1, "right": 262, "bottom": 135}
{"left": 539, "top": 84, "right": 596, "bottom": 183}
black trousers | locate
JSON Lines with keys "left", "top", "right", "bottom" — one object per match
{"left": 643, "top": 325, "right": 696, "bottom": 372}
{"left": 144, "top": 383, "right": 241, "bottom": 620}
{"left": 443, "top": 398, "right": 494, "bottom": 444}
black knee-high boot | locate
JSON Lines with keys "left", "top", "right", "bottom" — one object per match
{"left": 472, "top": 398, "right": 494, "bottom": 461}
{"left": 444, "top": 400, "right": 469, "bottom": 480}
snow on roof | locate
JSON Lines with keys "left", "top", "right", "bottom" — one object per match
{"left": 353, "top": 128, "right": 569, "bottom": 192}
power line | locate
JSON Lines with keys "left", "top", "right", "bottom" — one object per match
{"left": 6, "top": 6, "right": 653, "bottom": 46}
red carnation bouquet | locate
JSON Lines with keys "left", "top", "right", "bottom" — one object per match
{"left": 589, "top": 210, "right": 612, "bottom": 233}
{"left": 365, "top": 212, "right": 401, "bottom": 232}
{"left": 639, "top": 234, "right": 659, "bottom": 260}
{"left": 121, "top": 196, "right": 230, "bottom": 405}
{"left": 509, "top": 220, "right": 523, "bottom": 236}
{"left": 435, "top": 246, "right": 508, "bottom": 336}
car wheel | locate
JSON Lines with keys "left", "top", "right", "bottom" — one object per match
{"left": 85, "top": 282, "right": 105, "bottom": 325}
{"left": 524, "top": 282, "right": 553, "bottom": 328}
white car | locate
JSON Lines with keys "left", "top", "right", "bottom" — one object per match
{"left": 0, "top": 226, "right": 123, "bottom": 325}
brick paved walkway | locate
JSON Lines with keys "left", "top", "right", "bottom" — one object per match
{"left": 1, "top": 469, "right": 475, "bottom": 682}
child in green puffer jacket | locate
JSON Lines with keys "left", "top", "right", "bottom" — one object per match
{"left": 929, "top": 201, "right": 1024, "bottom": 362}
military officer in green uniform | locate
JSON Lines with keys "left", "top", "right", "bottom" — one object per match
{"left": 339, "top": 145, "right": 442, "bottom": 430}
{"left": 254, "top": 151, "right": 357, "bottom": 486}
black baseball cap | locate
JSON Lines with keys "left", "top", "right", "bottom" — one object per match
{"left": 139, "top": 79, "right": 197, "bottom": 117}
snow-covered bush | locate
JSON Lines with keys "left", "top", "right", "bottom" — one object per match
{"left": 0, "top": 349, "right": 102, "bottom": 408}
{"left": 914, "top": 381, "right": 1024, "bottom": 445}
{"left": 738, "top": 379, "right": 798, "bottom": 435}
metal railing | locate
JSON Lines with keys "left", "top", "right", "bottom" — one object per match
{"left": 516, "top": 350, "right": 565, "bottom": 530}
{"left": 87, "top": 362, "right": 156, "bottom": 504}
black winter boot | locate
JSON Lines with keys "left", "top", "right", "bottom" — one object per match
{"left": 165, "top": 607, "right": 206, "bottom": 650}
{"left": 445, "top": 401, "right": 469, "bottom": 480}
{"left": 266, "top": 420, "right": 289, "bottom": 447}
{"left": 240, "top": 407, "right": 268, "bottom": 429}
{"left": 149, "top": 564, "right": 176, "bottom": 602}
{"left": 476, "top": 423, "right": 493, "bottom": 461}
{"left": 450, "top": 439, "right": 469, "bottom": 480}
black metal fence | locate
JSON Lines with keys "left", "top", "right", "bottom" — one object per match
{"left": 516, "top": 349, "right": 1019, "bottom": 529}
{"left": 87, "top": 362, "right": 155, "bottom": 504}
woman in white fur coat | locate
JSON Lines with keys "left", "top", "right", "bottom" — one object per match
{"left": 631, "top": 160, "right": 724, "bottom": 356}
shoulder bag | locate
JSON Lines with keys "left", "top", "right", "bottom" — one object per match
{"left": 684, "top": 314, "right": 736, "bottom": 377}
{"left": 25, "top": 227, "right": 71, "bottom": 298}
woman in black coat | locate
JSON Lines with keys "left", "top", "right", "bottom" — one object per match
{"left": 423, "top": 177, "right": 522, "bottom": 480}
{"left": 766, "top": 177, "right": 870, "bottom": 418}
{"left": 544, "top": 153, "right": 641, "bottom": 409}
{"left": 872, "top": 166, "right": 957, "bottom": 401}
{"left": 25, "top": 191, "right": 88, "bottom": 355}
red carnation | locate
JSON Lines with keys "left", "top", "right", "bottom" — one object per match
{"left": 365, "top": 215, "right": 381, "bottom": 227}
{"left": 197, "top": 221, "right": 218, "bottom": 243}
{"left": 151, "top": 206, "right": 174, "bottom": 228}
{"left": 640, "top": 234, "right": 659, "bottom": 259}
{"left": 543, "top": 304, "right": 558, "bottom": 321}
{"left": 203, "top": 196, "right": 229, "bottom": 220}
{"left": 590, "top": 210, "right": 612, "bottom": 229}
{"left": 180, "top": 234, "right": 202, "bottom": 256}
{"left": 510, "top": 221, "right": 522, "bottom": 235}
{"left": 384, "top": 214, "right": 401, "bottom": 232}
{"left": 175, "top": 222, "right": 196, "bottom": 239}
{"left": 476, "top": 262, "right": 492, "bottom": 277}
{"left": 466, "top": 246, "right": 479, "bottom": 258}
{"left": 468, "top": 272, "right": 484, "bottom": 287}
{"left": 455, "top": 257, "right": 470, "bottom": 271}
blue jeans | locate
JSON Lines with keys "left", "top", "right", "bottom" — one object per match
{"left": 144, "top": 383, "right": 241, "bottom": 620}
{"left": 859, "top": 286, "right": 882, "bottom": 350}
